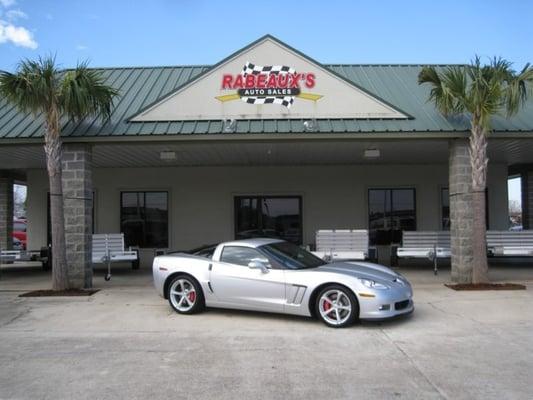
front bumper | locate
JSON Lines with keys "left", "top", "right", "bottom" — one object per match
{"left": 358, "top": 285, "right": 414, "bottom": 320}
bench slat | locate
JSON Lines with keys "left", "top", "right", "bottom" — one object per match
{"left": 315, "top": 230, "right": 368, "bottom": 259}
{"left": 91, "top": 233, "right": 138, "bottom": 264}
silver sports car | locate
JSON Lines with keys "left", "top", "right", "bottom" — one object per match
{"left": 153, "top": 238, "right": 414, "bottom": 328}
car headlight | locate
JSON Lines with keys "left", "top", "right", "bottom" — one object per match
{"left": 359, "top": 278, "right": 389, "bottom": 290}
{"left": 394, "top": 277, "right": 406, "bottom": 286}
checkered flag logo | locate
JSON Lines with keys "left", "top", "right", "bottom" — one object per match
{"left": 241, "top": 61, "right": 296, "bottom": 108}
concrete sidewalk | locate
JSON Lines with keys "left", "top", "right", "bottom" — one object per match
{"left": 1, "top": 265, "right": 532, "bottom": 400}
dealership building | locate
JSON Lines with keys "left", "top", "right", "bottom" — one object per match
{"left": 0, "top": 35, "right": 532, "bottom": 287}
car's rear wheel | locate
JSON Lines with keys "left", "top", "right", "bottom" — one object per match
{"left": 167, "top": 275, "right": 205, "bottom": 314}
{"left": 315, "top": 285, "right": 358, "bottom": 328}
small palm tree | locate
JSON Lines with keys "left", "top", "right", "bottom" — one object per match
{"left": 0, "top": 57, "right": 118, "bottom": 290}
{"left": 419, "top": 57, "right": 533, "bottom": 283}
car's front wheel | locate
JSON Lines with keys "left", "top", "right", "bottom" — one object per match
{"left": 167, "top": 275, "right": 205, "bottom": 314}
{"left": 315, "top": 285, "right": 358, "bottom": 328}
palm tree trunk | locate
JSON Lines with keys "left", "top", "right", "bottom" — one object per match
{"left": 469, "top": 125, "right": 489, "bottom": 284}
{"left": 44, "top": 107, "right": 69, "bottom": 291}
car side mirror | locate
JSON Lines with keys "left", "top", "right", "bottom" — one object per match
{"left": 248, "top": 260, "right": 270, "bottom": 273}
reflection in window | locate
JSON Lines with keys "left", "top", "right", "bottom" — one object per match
{"left": 120, "top": 191, "right": 168, "bottom": 248}
{"left": 235, "top": 196, "right": 302, "bottom": 244}
{"left": 441, "top": 188, "right": 450, "bottom": 230}
{"left": 368, "top": 188, "right": 416, "bottom": 245}
{"left": 220, "top": 246, "right": 268, "bottom": 267}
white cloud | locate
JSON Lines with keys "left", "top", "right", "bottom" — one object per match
{"left": 76, "top": 44, "right": 88, "bottom": 51}
{"left": 0, "top": 0, "right": 16, "bottom": 7}
{"left": 6, "top": 9, "right": 26, "bottom": 20}
{"left": 0, "top": 20, "right": 37, "bottom": 49}
{"left": 45, "top": 13, "right": 53, "bottom": 20}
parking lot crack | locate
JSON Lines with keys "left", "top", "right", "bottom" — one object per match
{"left": 380, "top": 329, "right": 448, "bottom": 399}
{"left": 0, "top": 306, "right": 31, "bottom": 328}
{"left": 426, "top": 301, "right": 486, "bottom": 328}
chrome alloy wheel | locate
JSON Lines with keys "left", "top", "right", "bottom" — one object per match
{"left": 318, "top": 289, "right": 353, "bottom": 326}
{"left": 169, "top": 278, "right": 197, "bottom": 312}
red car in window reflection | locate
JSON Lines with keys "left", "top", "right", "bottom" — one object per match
{"left": 13, "top": 218, "right": 27, "bottom": 250}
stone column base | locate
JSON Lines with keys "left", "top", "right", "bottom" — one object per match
{"left": 62, "top": 144, "right": 93, "bottom": 288}
{"left": 449, "top": 139, "right": 474, "bottom": 283}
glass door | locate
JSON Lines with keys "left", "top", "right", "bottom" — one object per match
{"left": 368, "top": 188, "right": 416, "bottom": 246}
{"left": 234, "top": 196, "right": 302, "bottom": 244}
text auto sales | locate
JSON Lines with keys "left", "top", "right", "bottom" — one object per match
{"left": 222, "top": 72, "right": 315, "bottom": 97}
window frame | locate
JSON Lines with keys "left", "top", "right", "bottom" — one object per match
{"left": 233, "top": 195, "right": 303, "bottom": 245}
{"left": 219, "top": 245, "right": 272, "bottom": 268}
{"left": 120, "top": 190, "right": 169, "bottom": 249}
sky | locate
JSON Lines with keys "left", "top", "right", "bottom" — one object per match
{"left": 1, "top": 0, "right": 532, "bottom": 71}
{"left": 0, "top": 0, "right": 529, "bottom": 202}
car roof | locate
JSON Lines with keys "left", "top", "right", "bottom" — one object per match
{"left": 222, "top": 238, "right": 284, "bottom": 248}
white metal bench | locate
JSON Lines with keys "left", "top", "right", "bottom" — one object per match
{"left": 396, "top": 231, "right": 451, "bottom": 275}
{"left": 487, "top": 230, "right": 533, "bottom": 257}
{"left": 92, "top": 233, "right": 139, "bottom": 281}
{"left": 0, "top": 250, "right": 18, "bottom": 264}
{"left": 312, "top": 229, "right": 369, "bottom": 262}
{"left": 1, "top": 249, "right": 43, "bottom": 263}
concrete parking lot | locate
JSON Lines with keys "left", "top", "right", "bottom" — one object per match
{"left": 1, "top": 263, "right": 532, "bottom": 400}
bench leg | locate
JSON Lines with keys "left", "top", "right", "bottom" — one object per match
{"left": 132, "top": 249, "right": 140, "bottom": 270}
{"left": 105, "top": 259, "right": 111, "bottom": 281}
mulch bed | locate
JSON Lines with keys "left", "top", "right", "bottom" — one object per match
{"left": 19, "top": 289, "right": 100, "bottom": 297}
{"left": 445, "top": 283, "right": 526, "bottom": 291}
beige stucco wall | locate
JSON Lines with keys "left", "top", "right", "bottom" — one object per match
{"left": 26, "top": 163, "right": 509, "bottom": 257}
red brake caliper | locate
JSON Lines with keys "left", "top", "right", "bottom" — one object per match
{"left": 188, "top": 291, "right": 196, "bottom": 303}
{"left": 323, "top": 298, "right": 331, "bottom": 312}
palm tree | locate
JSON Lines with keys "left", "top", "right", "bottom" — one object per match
{"left": 419, "top": 57, "right": 533, "bottom": 283}
{"left": 0, "top": 57, "right": 118, "bottom": 290}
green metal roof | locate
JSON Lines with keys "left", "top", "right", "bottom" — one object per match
{"left": 1, "top": 61, "right": 532, "bottom": 140}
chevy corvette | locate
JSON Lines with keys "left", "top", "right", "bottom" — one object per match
{"left": 153, "top": 238, "right": 413, "bottom": 328}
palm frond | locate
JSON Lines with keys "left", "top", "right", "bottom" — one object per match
{"left": 418, "top": 65, "right": 467, "bottom": 116}
{"left": 504, "top": 62, "right": 533, "bottom": 117}
{"left": 0, "top": 56, "right": 59, "bottom": 115}
{"left": 59, "top": 61, "right": 119, "bottom": 121}
{"left": 420, "top": 55, "right": 532, "bottom": 132}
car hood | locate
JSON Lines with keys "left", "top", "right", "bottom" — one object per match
{"left": 316, "top": 261, "right": 401, "bottom": 283}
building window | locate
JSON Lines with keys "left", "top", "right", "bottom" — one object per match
{"left": 120, "top": 191, "right": 168, "bottom": 248}
{"left": 368, "top": 188, "right": 416, "bottom": 245}
{"left": 234, "top": 196, "right": 302, "bottom": 244}
{"left": 441, "top": 188, "right": 450, "bottom": 230}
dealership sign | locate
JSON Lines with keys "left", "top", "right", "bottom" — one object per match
{"left": 216, "top": 62, "right": 323, "bottom": 108}
{"left": 129, "top": 36, "right": 409, "bottom": 121}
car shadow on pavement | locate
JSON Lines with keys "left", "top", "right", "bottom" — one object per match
{"left": 196, "top": 306, "right": 415, "bottom": 328}
{"left": 201, "top": 307, "right": 317, "bottom": 325}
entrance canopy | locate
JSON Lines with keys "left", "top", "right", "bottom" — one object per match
{"left": 1, "top": 138, "right": 533, "bottom": 170}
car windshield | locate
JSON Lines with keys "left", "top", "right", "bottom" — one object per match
{"left": 260, "top": 242, "right": 326, "bottom": 270}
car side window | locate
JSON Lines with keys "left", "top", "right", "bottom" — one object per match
{"left": 220, "top": 246, "right": 270, "bottom": 267}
